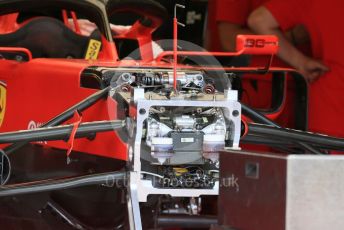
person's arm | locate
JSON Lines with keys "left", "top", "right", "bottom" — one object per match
{"left": 287, "top": 24, "right": 310, "bottom": 46}
{"left": 218, "top": 23, "right": 252, "bottom": 51}
{"left": 248, "top": 7, "right": 328, "bottom": 82}
{"left": 213, "top": 0, "right": 252, "bottom": 52}
{"left": 218, "top": 21, "right": 309, "bottom": 52}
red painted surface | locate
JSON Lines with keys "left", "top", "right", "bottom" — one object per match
{"left": 0, "top": 58, "right": 128, "bottom": 160}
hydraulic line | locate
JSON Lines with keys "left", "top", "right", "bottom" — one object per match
{"left": 248, "top": 123, "right": 344, "bottom": 151}
{"left": 0, "top": 171, "right": 126, "bottom": 197}
{"left": 241, "top": 103, "right": 279, "bottom": 126}
{"left": 242, "top": 133, "right": 318, "bottom": 154}
{"left": 156, "top": 215, "right": 218, "bottom": 228}
{"left": 241, "top": 103, "right": 325, "bottom": 155}
{"left": 242, "top": 134, "right": 294, "bottom": 147}
{"left": 0, "top": 120, "right": 124, "bottom": 144}
{"left": 4, "top": 87, "right": 110, "bottom": 154}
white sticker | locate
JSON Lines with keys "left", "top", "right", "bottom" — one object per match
{"left": 181, "top": 137, "right": 194, "bottom": 143}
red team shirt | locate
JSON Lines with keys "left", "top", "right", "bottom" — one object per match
{"left": 266, "top": 0, "right": 344, "bottom": 137}
{"left": 207, "top": 0, "right": 265, "bottom": 51}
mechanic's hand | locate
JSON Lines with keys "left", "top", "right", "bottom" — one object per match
{"left": 297, "top": 56, "right": 329, "bottom": 83}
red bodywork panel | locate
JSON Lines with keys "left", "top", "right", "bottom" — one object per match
{"left": 0, "top": 58, "right": 128, "bottom": 160}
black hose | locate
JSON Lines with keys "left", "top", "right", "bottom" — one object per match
{"left": 242, "top": 134, "right": 294, "bottom": 147}
{"left": 241, "top": 103, "right": 279, "bottom": 127}
{"left": 0, "top": 120, "right": 124, "bottom": 144}
{"left": 248, "top": 123, "right": 344, "bottom": 151}
{"left": 0, "top": 171, "right": 126, "bottom": 197}
{"left": 242, "top": 134, "right": 316, "bottom": 154}
{"left": 241, "top": 103, "right": 325, "bottom": 155}
{"left": 4, "top": 87, "right": 110, "bottom": 154}
{"left": 156, "top": 215, "right": 218, "bottom": 228}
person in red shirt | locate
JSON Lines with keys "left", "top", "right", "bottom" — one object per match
{"left": 206, "top": 0, "right": 308, "bottom": 52}
{"left": 207, "top": 0, "right": 272, "bottom": 109}
{"left": 206, "top": 0, "right": 309, "bottom": 111}
{"left": 206, "top": 0, "right": 266, "bottom": 52}
{"left": 248, "top": 0, "right": 344, "bottom": 137}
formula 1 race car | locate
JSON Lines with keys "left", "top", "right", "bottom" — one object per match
{"left": 0, "top": 0, "right": 344, "bottom": 230}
